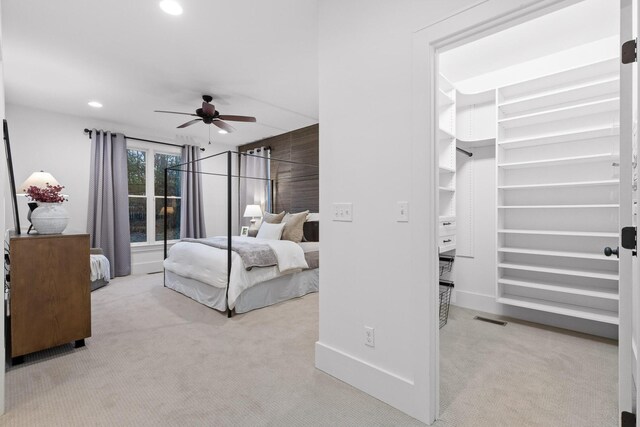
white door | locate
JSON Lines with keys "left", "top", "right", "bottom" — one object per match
{"left": 619, "top": 0, "right": 639, "bottom": 424}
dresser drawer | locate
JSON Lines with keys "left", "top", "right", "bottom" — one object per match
{"left": 438, "top": 234, "right": 456, "bottom": 253}
{"left": 439, "top": 218, "right": 456, "bottom": 236}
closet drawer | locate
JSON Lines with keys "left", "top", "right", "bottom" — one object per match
{"left": 439, "top": 235, "right": 456, "bottom": 253}
{"left": 439, "top": 218, "right": 456, "bottom": 236}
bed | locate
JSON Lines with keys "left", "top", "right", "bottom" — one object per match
{"left": 161, "top": 149, "right": 319, "bottom": 316}
{"left": 163, "top": 222, "right": 319, "bottom": 315}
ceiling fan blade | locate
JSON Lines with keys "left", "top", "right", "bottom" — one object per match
{"left": 217, "top": 115, "right": 257, "bottom": 122}
{"left": 202, "top": 102, "right": 215, "bottom": 116}
{"left": 177, "top": 119, "right": 202, "bottom": 128}
{"left": 212, "top": 119, "right": 236, "bottom": 133}
{"left": 155, "top": 110, "right": 198, "bottom": 116}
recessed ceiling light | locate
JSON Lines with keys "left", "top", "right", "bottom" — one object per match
{"left": 159, "top": 0, "right": 183, "bottom": 16}
{"left": 88, "top": 101, "right": 103, "bottom": 108}
{"left": 218, "top": 129, "right": 228, "bottom": 134}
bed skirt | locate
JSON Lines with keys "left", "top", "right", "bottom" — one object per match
{"left": 164, "top": 268, "right": 319, "bottom": 314}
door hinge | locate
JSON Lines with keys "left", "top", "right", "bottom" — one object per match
{"left": 622, "top": 39, "right": 637, "bottom": 64}
{"left": 622, "top": 411, "right": 636, "bottom": 427}
{"left": 621, "top": 226, "right": 637, "bottom": 256}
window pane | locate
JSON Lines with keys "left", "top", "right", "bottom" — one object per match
{"left": 155, "top": 198, "right": 181, "bottom": 241}
{"left": 129, "top": 197, "right": 147, "bottom": 242}
{"left": 154, "top": 153, "right": 182, "bottom": 197}
{"left": 127, "top": 150, "right": 146, "bottom": 196}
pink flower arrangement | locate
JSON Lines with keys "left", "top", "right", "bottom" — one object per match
{"left": 25, "top": 184, "right": 67, "bottom": 203}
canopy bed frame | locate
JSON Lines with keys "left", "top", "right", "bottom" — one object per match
{"left": 162, "top": 150, "right": 319, "bottom": 318}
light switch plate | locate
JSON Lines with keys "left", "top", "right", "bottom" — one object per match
{"left": 332, "top": 203, "right": 353, "bottom": 221}
{"left": 397, "top": 201, "right": 409, "bottom": 222}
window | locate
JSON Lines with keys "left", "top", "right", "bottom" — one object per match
{"left": 127, "top": 147, "right": 182, "bottom": 245}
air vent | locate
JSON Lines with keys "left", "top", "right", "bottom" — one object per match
{"left": 474, "top": 316, "right": 507, "bottom": 326}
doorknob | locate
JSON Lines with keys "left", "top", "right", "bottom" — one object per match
{"left": 604, "top": 246, "right": 619, "bottom": 258}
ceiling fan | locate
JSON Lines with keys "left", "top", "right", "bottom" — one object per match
{"left": 154, "top": 95, "right": 256, "bottom": 133}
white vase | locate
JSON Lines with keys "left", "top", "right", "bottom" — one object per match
{"left": 31, "top": 202, "right": 69, "bottom": 234}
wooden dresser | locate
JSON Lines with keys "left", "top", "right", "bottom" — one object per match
{"left": 8, "top": 233, "right": 91, "bottom": 364}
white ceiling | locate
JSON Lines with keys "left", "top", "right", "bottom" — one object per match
{"left": 440, "top": 0, "right": 618, "bottom": 85}
{"left": 1, "top": 0, "right": 319, "bottom": 146}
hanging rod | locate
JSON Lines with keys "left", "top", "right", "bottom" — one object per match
{"left": 83, "top": 128, "right": 205, "bottom": 151}
{"left": 456, "top": 147, "right": 472, "bottom": 157}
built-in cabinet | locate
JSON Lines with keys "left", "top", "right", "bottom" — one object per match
{"left": 438, "top": 73, "right": 457, "bottom": 253}
{"left": 495, "top": 57, "right": 620, "bottom": 324}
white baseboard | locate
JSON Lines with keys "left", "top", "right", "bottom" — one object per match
{"left": 315, "top": 342, "right": 428, "bottom": 424}
{"left": 131, "top": 261, "right": 163, "bottom": 275}
{"left": 452, "top": 290, "right": 618, "bottom": 340}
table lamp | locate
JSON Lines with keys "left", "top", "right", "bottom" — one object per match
{"left": 19, "top": 171, "right": 60, "bottom": 234}
{"left": 243, "top": 204, "right": 262, "bottom": 224}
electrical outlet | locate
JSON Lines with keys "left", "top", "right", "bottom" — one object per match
{"left": 332, "top": 203, "right": 353, "bottom": 222}
{"left": 364, "top": 326, "right": 375, "bottom": 347}
{"left": 397, "top": 201, "right": 409, "bottom": 222}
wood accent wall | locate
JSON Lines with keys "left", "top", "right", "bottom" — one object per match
{"left": 239, "top": 124, "right": 318, "bottom": 214}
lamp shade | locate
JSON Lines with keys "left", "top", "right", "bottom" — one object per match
{"left": 243, "top": 204, "right": 263, "bottom": 218}
{"left": 160, "top": 206, "right": 175, "bottom": 215}
{"left": 19, "top": 171, "right": 61, "bottom": 194}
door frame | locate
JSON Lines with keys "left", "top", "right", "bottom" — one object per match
{"left": 410, "top": 0, "right": 621, "bottom": 422}
{"left": 619, "top": 0, "right": 634, "bottom": 415}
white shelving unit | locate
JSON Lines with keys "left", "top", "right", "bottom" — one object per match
{"left": 495, "top": 57, "right": 620, "bottom": 324}
{"left": 438, "top": 73, "right": 457, "bottom": 253}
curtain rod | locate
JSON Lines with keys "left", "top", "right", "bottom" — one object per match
{"left": 83, "top": 128, "right": 205, "bottom": 151}
{"left": 243, "top": 146, "right": 273, "bottom": 154}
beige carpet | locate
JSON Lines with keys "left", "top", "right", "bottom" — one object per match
{"left": 1, "top": 274, "right": 617, "bottom": 426}
{"left": 438, "top": 306, "right": 617, "bottom": 427}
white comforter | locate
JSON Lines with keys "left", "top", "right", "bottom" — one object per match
{"left": 163, "top": 236, "right": 309, "bottom": 309}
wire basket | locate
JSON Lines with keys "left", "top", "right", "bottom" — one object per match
{"left": 439, "top": 255, "right": 454, "bottom": 276}
{"left": 439, "top": 280, "right": 454, "bottom": 328}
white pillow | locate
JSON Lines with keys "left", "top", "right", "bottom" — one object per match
{"left": 256, "top": 222, "right": 285, "bottom": 240}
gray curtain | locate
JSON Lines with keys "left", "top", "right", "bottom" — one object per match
{"left": 87, "top": 130, "right": 131, "bottom": 278}
{"left": 239, "top": 147, "right": 271, "bottom": 229}
{"left": 180, "top": 144, "right": 206, "bottom": 238}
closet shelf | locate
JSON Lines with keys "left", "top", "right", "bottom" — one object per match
{"left": 499, "top": 277, "right": 619, "bottom": 300}
{"left": 497, "top": 295, "right": 618, "bottom": 324}
{"left": 498, "top": 180, "right": 618, "bottom": 190}
{"left": 497, "top": 204, "right": 618, "bottom": 209}
{"left": 497, "top": 153, "right": 616, "bottom": 169}
{"left": 439, "top": 73, "right": 454, "bottom": 93}
{"left": 498, "top": 76, "right": 619, "bottom": 116}
{"left": 457, "top": 138, "right": 495, "bottom": 149}
{"left": 497, "top": 97, "right": 619, "bottom": 129}
{"left": 439, "top": 187, "right": 455, "bottom": 192}
{"left": 438, "top": 127, "right": 455, "bottom": 140}
{"left": 438, "top": 89, "right": 455, "bottom": 107}
{"left": 498, "top": 247, "right": 617, "bottom": 261}
{"left": 439, "top": 165, "right": 455, "bottom": 174}
{"left": 498, "top": 57, "right": 618, "bottom": 102}
{"left": 498, "top": 229, "right": 618, "bottom": 238}
{"left": 497, "top": 125, "right": 620, "bottom": 149}
{"left": 498, "top": 262, "right": 618, "bottom": 281}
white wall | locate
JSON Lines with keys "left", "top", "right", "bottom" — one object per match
{"left": 316, "top": 0, "right": 486, "bottom": 423}
{"left": 0, "top": 0, "right": 7, "bottom": 412}
{"left": 454, "top": 146, "right": 496, "bottom": 298}
{"left": 5, "top": 104, "right": 234, "bottom": 273}
{"left": 450, "top": 36, "right": 619, "bottom": 93}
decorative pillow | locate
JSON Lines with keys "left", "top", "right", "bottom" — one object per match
{"left": 263, "top": 211, "right": 286, "bottom": 224}
{"left": 281, "top": 210, "right": 309, "bottom": 243}
{"left": 256, "top": 222, "right": 285, "bottom": 240}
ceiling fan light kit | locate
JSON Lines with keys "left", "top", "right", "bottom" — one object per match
{"left": 154, "top": 95, "right": 257, "bottom": 133}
